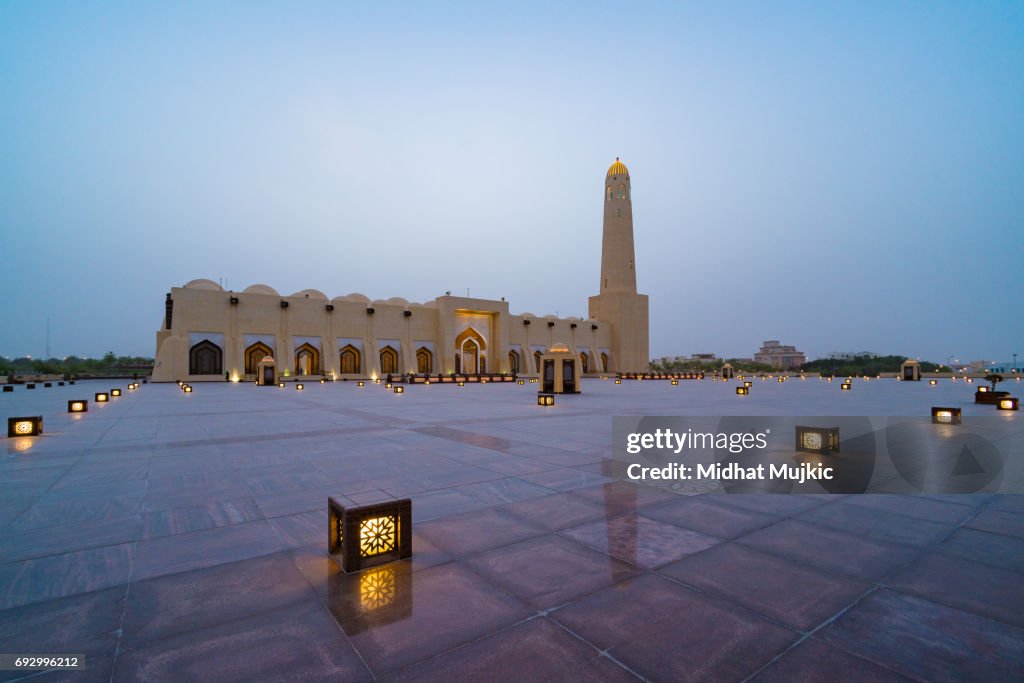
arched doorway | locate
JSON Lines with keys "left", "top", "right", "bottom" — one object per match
{"left": 245, "top": 342, "right": 272, "bottom": 375}
{"left": 601, "top": 352, "right": 609, "bottom": 373}
{"left": 416, "top": 347, "right": 432, "bottom": 374}
{"left": 189, "top": 340, "right": 223, "bottom": 375}
{"left": 295, "top": 343, "right": 320, "bottom": 376}
{"left": 339, "top": 345, "right": 361, "bottom": 374}
{"left": 508, "top": 350, "right": 520, "bottom": 374}
{"left": 580, "top": 352, "right": 589, "bottom": 374}
{"left": 454, "top": 327, "right": 486, "bottom": 375}
{"left": 461, "top": 339, "right": 479, "bottom": 374}
{"left": 380, "top": 346, "right": 398, "bottom": 374}
{"left": 534, "top": 350, "right": 543, "bottom": 373}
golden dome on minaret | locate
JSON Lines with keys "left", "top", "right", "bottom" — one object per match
{"left": 606, "top": 157, "right": 629, "bottom": 177}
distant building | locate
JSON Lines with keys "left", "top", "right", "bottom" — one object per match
{"left": 656, "top": 354, "right": 718, "bottom": 365}
{"left": 754, "top": 341, "right": 807, "bottom": 370}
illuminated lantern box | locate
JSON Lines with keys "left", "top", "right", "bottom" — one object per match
{"left": 183, "top": 385, "right": 193, "bottom": 393}
{"left": 111, "top": 389, "right": 122, "bottom": 397}
{"left": 736, "top": 387, "right": 748, "bottom": 395}
{"left": 671, "top": 380, "right": 678, "bottom": 385}
{"left": 95, "top": 392, "right": 109, "bottom": 403}
{"left": 296, "top": 383, "right": 304, "bottom": 391}
{"left": 998, "top": 397, "right": 1019, "bottom": 411}
{"left": 68, "top": 400, "right": 88, "bottom": 413}
{"left": 357, "top": 381, "right": 365, "bottom": 387}
{"left": 744, "top": 381, "right": 753, "bottom": 388}
{"left": 841, "top": 383, "right": 852, "bottom": 391}
{"left": 614, "top": 379, "right": 622, "bottom": 384}
{"left": 538, "top": 393, "right": 555, "bottom": 406}
{"left": 328, "top": 497, "right": 412, "bottom": 573}
{"left": 975, "top": 388, "right": 1009, "bottom": 405}
{"left": 795, "top": 426, "right": 840, "bottom": 454}
{"left": 394, "top": 386, "right": 404, "bottom": 394}
{"left": 931, "top": 407, "right": 961, "bottom": 424}
{"left": 8, "top": 416, "right": 43, "bottom": 437}
{"left": 518, "top": 379, "right": 525, "bottom": 385}
{"left": 929, "top": 380, "right": 938, "bottom": 386}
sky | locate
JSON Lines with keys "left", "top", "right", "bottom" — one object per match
{"left": 1, "top": 1, "right": 1021, "bottom": 364}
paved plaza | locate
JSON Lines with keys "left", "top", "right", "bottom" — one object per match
{"left": 1, "top": 378, "right": 1022, "bottom": 681}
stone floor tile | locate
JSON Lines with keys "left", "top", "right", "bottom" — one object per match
{"left": 659, "top": 543, "right": 871, "bottom": 631}
{"left": 820, "top": 589, "right": 1024, "bottom": 682}
{"left": 553, "top": 573, "right": 797, "bottom": 681}
{"left": 465, "top": 534, "right": 641, "bottom": 608}
{"left": 562, "top": 514, "right": 722, "bottom": 569}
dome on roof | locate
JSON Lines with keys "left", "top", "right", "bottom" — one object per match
{"left": 184, "top": 279, "right": 222, "bottom": 291}
{"left": 607, "top": 158, "right": 628, "bottom": 177}
{"left": 243, "top": 284, "right": 279, "bottom": 296}
{"left": 291, "top": 289, "right": 327, "bottom": 300}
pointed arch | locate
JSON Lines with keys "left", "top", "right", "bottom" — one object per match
{"left": 508, "top": 350, "right": 520, "bottom": 374}
{"left": 600, "top": 352, "right": 609, "bottom": 373}
{"left": 244, "top": 342, "right": 272, "bottom": 374}
{"left": 534, "top": 350, "right": 543, "bottom": 373}
{"left": 416, "top": 347, "right": 433, "bottom": 374}
{"left": 295, "top": 343, "right": 320, "bottom": 376}
{"left": 580, "top": 352, "right": 589, "bottom": 374}
{"left": 380, "top": 346, "right": 398, "bottom": 374}
{"left": 454, "top": 326, "right": 486, "bottom": 351}
{"left": 339, "top": 344, "right": 361, "bottom": 374}
{"left": 189, "top": 340, "right": 223, "bottom": 375}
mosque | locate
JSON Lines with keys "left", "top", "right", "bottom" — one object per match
{"left": 151, "top": 159, "right": 649, "bottom": 382}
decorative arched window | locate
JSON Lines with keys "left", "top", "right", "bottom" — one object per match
{"left": 600, "top": 352, "right": 609, "bottom": 373}
{"left": 416, "top": 347, "right": 432, "bottom": 374}
{"left": 189, "top": 340, "right": 223, "bottom": 375}
{"left": 244, "top": 342, "right": 272, "bottom": 374}
{"left": 508, "top": 350, "right": 519, "bottom": 374}
{"left": 606, "top": 186, "right": 613, "bottom": 201}
{"left": 534, "top": 350, "right": 543, "bottom": 373}
{"left": 339, "top": 345, "right": 361, "bottom": 374}
{"left": 380, "top": 346, "right": 398, "bottom": 374}
{"left": 618, "top": 184, "right": 626, "bottom": 199}
{"left": 580, "top": 352, "right": 589, "bottom": 374}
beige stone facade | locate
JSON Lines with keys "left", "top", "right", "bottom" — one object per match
{"left": 153, "top": 161, "right": 650, "bottom": 382}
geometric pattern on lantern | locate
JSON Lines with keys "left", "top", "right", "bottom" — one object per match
{"left": 360, "top": 516, "right": 397, "bottom": 557}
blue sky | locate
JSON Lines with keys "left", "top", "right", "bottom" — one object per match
{"left": 1, "top": 1, "right": 1021, "bottom": 363}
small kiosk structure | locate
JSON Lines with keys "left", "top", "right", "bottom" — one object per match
{"left": 539, "top": 344, "right": 582, "bottom": 394}
{"left": 256, "top": 356, "right": 278, "bottom": 386}
{"left": 901, "top": 359, "right": 921, "bottom": 382}
{"left": 720, "top": 363, "right": 736, "bottom": 380}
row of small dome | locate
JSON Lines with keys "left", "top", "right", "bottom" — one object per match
{"left": 181, "top": 279, "right": 589, "bottom": 321}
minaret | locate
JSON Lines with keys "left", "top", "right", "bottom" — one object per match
{"left": 589, "top": 158, "right": 649, "bottom": 372}
{"left": 600, "top": 158, "right": 637, "bottom": 293}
